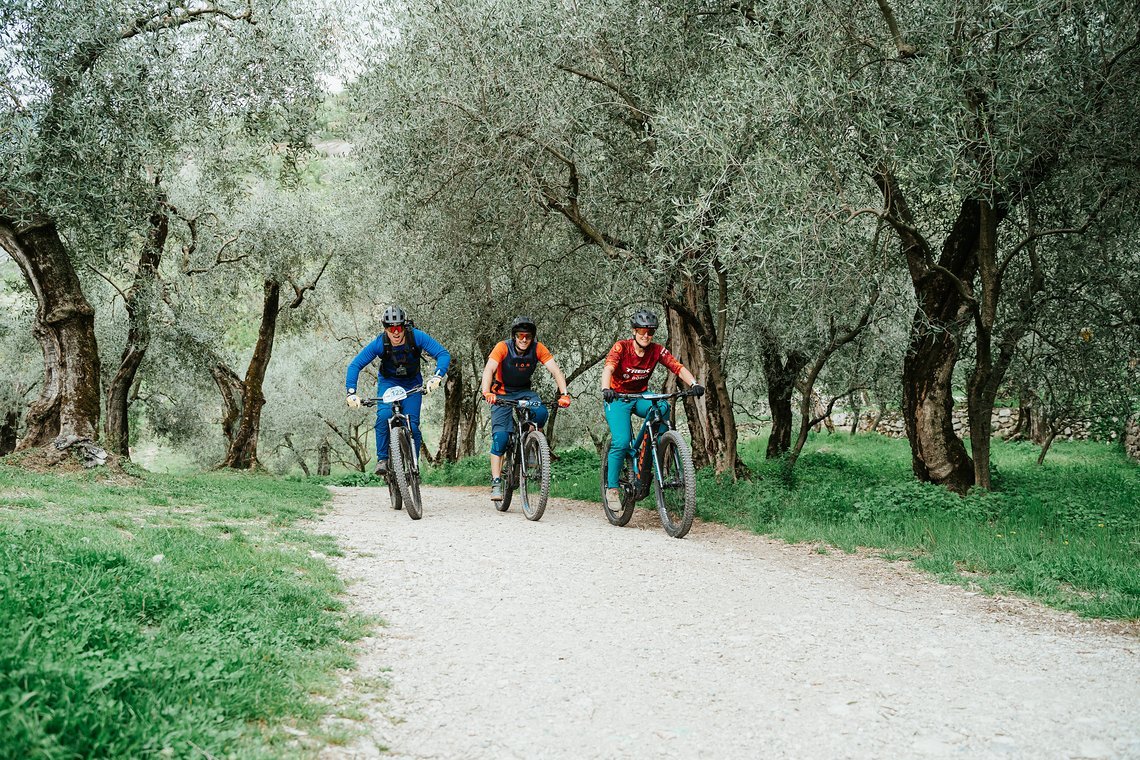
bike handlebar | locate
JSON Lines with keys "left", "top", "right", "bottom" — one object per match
{"left": 362, "top": 386, "right": 424, "bottom": 407}
{"left": 612, "top": 389, "right": 699, "bottom": 402}
{"left": 491, "top": 398, "right": 549, "bottom": 408}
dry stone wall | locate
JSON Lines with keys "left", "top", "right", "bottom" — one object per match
{"left": 857, "top": 408, "right": 1061, "bottom": 440}
{"left": 859, "top": 409, "right": 1140, "bottom": 464}
{"left": 1126, "top": 416, "right": 1140, "bottom": 462}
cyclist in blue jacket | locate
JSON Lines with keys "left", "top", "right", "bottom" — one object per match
{"left": 346, "top": 305, "right": 451, "bottom": 475}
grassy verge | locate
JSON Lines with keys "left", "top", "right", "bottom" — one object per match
{"left": 0, "top": 463, "right": 365, "bottom": 759}
{"left": 422, "top": 435, "right": 1140, "bottom": 620}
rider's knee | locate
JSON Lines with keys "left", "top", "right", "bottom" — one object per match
{"left": 490, "top": 431, "right": 510, "bottom": 456}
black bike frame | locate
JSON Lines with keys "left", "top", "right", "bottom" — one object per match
{"left": 364, "top": 385, "right": 424, "bottom": 468}
{"left": 497, "top": 398, "right": 545, "bottom": 465}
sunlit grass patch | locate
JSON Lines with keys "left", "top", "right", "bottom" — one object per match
{"left": 0, "top": 466, "right": 362, "bottom": 758}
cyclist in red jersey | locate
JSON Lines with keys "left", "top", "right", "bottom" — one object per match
{"left": 600, "top": 309, "right": 703, "bottom": 513}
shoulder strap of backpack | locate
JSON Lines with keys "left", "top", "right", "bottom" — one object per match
{"left": 405, "top": 321, "right": 422, "bottom": 358}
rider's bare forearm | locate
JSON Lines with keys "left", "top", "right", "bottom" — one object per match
{"left": 544, "top": 359, "right": 569, "bottom": 394}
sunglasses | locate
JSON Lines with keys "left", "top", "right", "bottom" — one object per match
{"left": 514, "top": 332, "right": 534, "bottom": 340}
{"left": 633, "top": 328, "right": 655, "bottom": 337}
{"left": 387, "top": 324, "right": 405, "bottom": 333}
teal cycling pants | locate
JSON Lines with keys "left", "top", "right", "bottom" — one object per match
{"left": 604, "top": 398, "right": 669, "bottom": 488}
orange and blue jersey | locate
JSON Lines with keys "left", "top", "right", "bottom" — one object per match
{"left": 488, "top": 339, "right": 553, "bottom": 394}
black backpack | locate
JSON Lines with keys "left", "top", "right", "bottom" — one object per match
{"left": 381, "top": 320, "right": 425, "bottom": 378}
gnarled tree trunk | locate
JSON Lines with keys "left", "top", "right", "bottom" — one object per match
{"left": 0, "top": 410, "right": 18, "bottom": 456}
{"left": 105, "top": 195, "right": 167, "bottom": 457}
{"left": 1, "top": 215, "right": 101, "bottom": 449}
{"left": 759, "top": 329, "right": 807, "bottom": 459}
{"left": 664, "top": 267, "right": 742, "bottom": 476}
{"left": 219, "top": 279, "right": 280, "bottom": 469}
{"left": 317, "top": 439, "right": 331, "bottom": 476}
{"left": 210, "top": 363, "right": 244, "bottom": 445}
{"left": 436, "top": 363, "right": 464, "bottom": 463}
{"left": 873, "top": 162, "right": 978, "bottom": 494}
{"left": 899, "top": 201, "right": 979, "bottom": 494}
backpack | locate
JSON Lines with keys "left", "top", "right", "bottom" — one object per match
{"left": 380, "top": 321, "right": 425, "bottom": 379}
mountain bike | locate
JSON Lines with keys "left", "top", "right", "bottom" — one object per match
{"left": 599, "top": 390, "right": 697, "bottom": 538}
{"left": 492, "top": 397, "right": 552, "bottom": 521}
{"left": 364, "top": 385, "right": 424, "bottom": 520}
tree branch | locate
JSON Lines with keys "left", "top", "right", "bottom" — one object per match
{"left": 286, "top": 252, "right": 333, "bottom": 309}
{"left": 873, "top": 0, "right": 918, "bottom": 58}
{"left": 555, "top": 64, "right": 651, "bottom": 132}
{"left": 182, "top": 235, "right": 245, "bottom": 276}
{"left": 119, "top": 1, "right": 254, "bottom": 44}
{"left": 808, "top": 386, "right": 865, "bottom": 430}
{"left": 998, "top": 184, "right": 1123, "bottom": 279}
{"left": 87, "top": 266, "right": 128, "bottom": 304}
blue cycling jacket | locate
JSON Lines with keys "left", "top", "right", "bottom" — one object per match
{"left": 346, "top": 328, "right": 451, "bottom": 393}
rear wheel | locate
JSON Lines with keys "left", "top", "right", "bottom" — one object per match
{"left": 654, "top": 430, "right": 695, "bottom": 538}
{"left": 390, "top": 426, "right": 422, "bottom": 520}
{"left": 520, "top": 430, "right": 550, "bottom": 521}
{"left": 599, "top": 436, "right": 636, "bottom": 527}
{"left": 498, "top": 437, "right": 515, "bottom": 512}
{"left": 387, "top": 474, "right": 403, "bottom": 510}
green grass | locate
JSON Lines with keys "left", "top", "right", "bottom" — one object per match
{"left": 423, "top": 435, "right": 1140, "bottom": 621}
{"left": 0, "top": 465, "right": 365, "bottom": 759}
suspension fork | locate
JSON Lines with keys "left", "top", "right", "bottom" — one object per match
{"left": 646, "top": 405, "right": 671, "bottom": 489}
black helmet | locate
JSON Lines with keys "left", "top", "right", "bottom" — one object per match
{"left": 630, "top": 309, "right": 659, "bottom": 330}
{"left": 510, "top": 315, "right": 537, "bottom": 336}
{"left": 381, "top": 305, "right": 408, "bottom": 327}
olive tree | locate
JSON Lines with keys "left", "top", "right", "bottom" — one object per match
{"left": 725, "top": 0, "right": 1140, "bottom": 491}
{"left": 0, "top": 0, "right": 330, "bottom": 454}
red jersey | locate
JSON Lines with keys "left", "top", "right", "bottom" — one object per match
{"left": 605, "top": 340, "right": 684, "bottom": 394}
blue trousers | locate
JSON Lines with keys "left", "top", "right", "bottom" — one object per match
{"left": 375, "top": 377, "right": 423, "bottom": 461}
{"left": 490, "top": 390, "right": 548, "bottom": 455}
{"left": 604, "top": 398, "right": 669, "bottom": 488}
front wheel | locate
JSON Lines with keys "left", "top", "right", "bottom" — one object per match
{"left": 654, "top": 430, "right": 695, "bottom": 538}
{"left": 599, "top": 436, "right": 635, "bottom": 527}
{"left": 520, "top": 430, "right": 551, "bottom": 521}
{"left": 390, "top": 427, "right": 423, "bottom": 520}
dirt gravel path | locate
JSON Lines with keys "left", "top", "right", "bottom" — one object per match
{"left": 316, "top": 485, "right": 1140, "bottom": 760}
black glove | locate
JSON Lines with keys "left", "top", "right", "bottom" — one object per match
{"left": 602, "top": 388, "right": 617, "bottom": 402}
{"left": 689, "top": 384, "right": 705, "bottom": 398}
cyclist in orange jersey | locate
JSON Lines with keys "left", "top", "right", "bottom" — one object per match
{"left": 480, "top": 316, "right": 571, "bottom": 501}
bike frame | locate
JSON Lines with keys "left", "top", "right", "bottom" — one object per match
{"left": 362, "top": 385, "right": 427, "bottom": 519}
{"left": 496, "top": 398, "right": 544, "bottom": 480}
{"left": 492, "top": 397, "right": 553, "bottom": 520}
{"left": 614, "top": 391, "right": 695, "bottom": 497}
{"left": 363, "top": 385, "right": 424, "bottom": 474}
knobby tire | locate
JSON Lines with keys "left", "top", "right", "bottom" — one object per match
{"left": 520, "top": 430, "right": 551, "bottom": 521}
{"left": 599, "top": 436, "right": 636, "bottom": 527}
{"left": 387, "top": 474, "right": 403, "bottom": 510}
{"left": 654, "top": 430, "right": 695, "bottom": 538}
{"left": 390, "top": 427, "right": 423, "bottom": 520}
{"left": 498, "top": 440, "right": 515, "bottom": 512}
